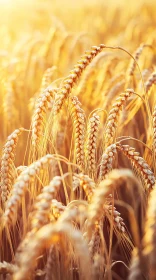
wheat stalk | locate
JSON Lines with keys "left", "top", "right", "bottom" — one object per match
{"left": 78, "top": 173, "right": 95, "bottom": 202}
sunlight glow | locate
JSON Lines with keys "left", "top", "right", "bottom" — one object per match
{"left": 0, "top": 0, "right": 24, "bottom": 5}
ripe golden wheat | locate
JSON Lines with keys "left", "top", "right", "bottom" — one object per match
{"left": 0, "top": 0, "right": 156, "bottom": 279}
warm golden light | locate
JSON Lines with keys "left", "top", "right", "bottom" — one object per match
{"left": 0, "top": 0, "right": 13, "bottom": 4}
{"left": 0, "top": 0, "right": 155, "bottom": 279}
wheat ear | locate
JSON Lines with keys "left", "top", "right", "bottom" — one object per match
{"left": 31, "top": 87, "right": 57, "bottom": 146}
{"left": 3, "top": 154, "right": 54, "bottom": 226}
{"left": 30, "top": 176, "right": 62, "bottom": 230}
{"left": 87, "top": 169, "right": 134, "bottom": 236}
{"left": 145, "top": 71, "right": 156, "bottom": 94}
{"left": 88, "top": 225, "right": 102, "bottom": 260}
{"left": 116, "top": 143, "right": 155, "bottom": 191}
{"left": 70, "top": 96, "right": 86, "bottom": 169}
{"left": 0, "top": 128, "right": 24, "bottom": 207}
{"left": 142, "top": 68, "right": 153, "bottom": 83}
{"left": 53, "top": 44, "right": 105, "bottom": 114}
{"left": 99, "top": 144, "right": 117, "bottom": 181}
{"left": 16, "top": 165, "right": 27, "bottom": 176}
{"left": 76, "top": 173, "right": 126, "bottom": 233}
{"left": 105, "top": 204, "right": 126, "bottom": 233}
{"left": 85, "top": 113, "right": 100, "bottom": 173}
{"left": 15, "top": 176, "right": 63, "bottom": 264}
{"left": 127, "top": 44, "right": 151, "bottom": 76}
{"left": 105, "top": 89, "right": 135, "bottom": 146}
{"left": 78, "top": 173, "right": 95, "bottom": 202}
{"left": 51, "top": 199, "right": 66, "bottom": 220}
{"left": 39, "top": 66, "right": 57, "bottom": 93}
{"left": 77, "top": 52, "right": 110, "bottom": 97}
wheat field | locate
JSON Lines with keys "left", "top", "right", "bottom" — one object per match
{"left": 0, "top": 0, "right": 156, "bottom": 279}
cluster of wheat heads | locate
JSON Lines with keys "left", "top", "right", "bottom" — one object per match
{"left": 0, "top": 0, "right": 156, "bottom": 279}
